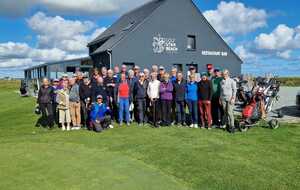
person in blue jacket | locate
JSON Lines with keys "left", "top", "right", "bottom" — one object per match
{"left": 186, "top": 74, "right": 198, "bottom": 128}
{"left": 89, "top": 95, "right": 112, "bottom": 132}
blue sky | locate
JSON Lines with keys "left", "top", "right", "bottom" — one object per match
{"left": 0, "top": 0, "right": 299, "bottom": 78}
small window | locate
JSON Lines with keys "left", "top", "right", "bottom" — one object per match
{"left": 187, "top": 35, "right": 196, "bottom": 50}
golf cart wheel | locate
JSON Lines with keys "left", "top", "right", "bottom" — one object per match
{"left": 239, "top": 122, "right": 249, "bottom": 132}
{"left": 277, "top": 110, "right": 284, "bottom": 118}
{"left": 269, "top": 119, "right": 280, "bottom": 129}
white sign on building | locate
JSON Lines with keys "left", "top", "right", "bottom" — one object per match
{"left": 201, "top": 50, "right": 228, "bottom": 57}
{"left": 153, "top": 34, "right": 178, "bottom": 53}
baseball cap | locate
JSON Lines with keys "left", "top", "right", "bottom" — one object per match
{"left": 53, "top": 79, "right": 59, "bottom": 82}
{"left": 214, "top": 67, "right": 221, "bottom": 72}
{"left": 189, "top": 65, "right": 196, "bottom": 70}
{"left": 201, "top": 72, "right": 208, "bottom": 77}
{"left": 207, "top": 64, "right": 213, "bottom": 70}
{"left": 97, "top": 95, "right": 103, "bottom": 99}
{"left": 159, "top": 66, "right": 165, "bottom": 70}
{"left": 62, "top": 73, "right": 68, "bottom": 78}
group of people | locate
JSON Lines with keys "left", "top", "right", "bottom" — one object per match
{"left": 36, "top": 64, "right": 237, "bottom": 132}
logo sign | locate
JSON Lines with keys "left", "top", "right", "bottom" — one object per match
{"left": 201, "top": 50, "right": 228, "bottom": 57}
{"left": 153, "top": 34, "right": 178, "bottom": 53}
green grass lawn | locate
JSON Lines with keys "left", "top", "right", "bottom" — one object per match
{"left": 0, "top": 80, "right": 299, "bottom": 190}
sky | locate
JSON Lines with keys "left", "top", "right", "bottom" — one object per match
{"left": 0, "top": 0, "right": 299, "bottom": 78}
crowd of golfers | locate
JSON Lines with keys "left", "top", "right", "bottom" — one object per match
{"left": 36, "top": 64, "right": 237, "bottom": 132}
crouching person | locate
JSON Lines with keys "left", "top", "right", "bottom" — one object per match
{"left": 56, "top": 82, "right": 71, "bottom": 131}
{"left": 89, "top": 95, "right": 112, "bottom": 133}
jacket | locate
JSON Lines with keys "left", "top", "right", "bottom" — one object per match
{"left": 91, "top": 84, "right": 108, "bottom": 103}
{"left": 56, "top": 89, "right": 70, "bottom": 110}
{"left": 69, "top": 83, "right": 80, "bottom": 102}
{"left": 114, "top": 80, "right": 133, "bottom": 102}
{"left": 198, "top": 80, "right": 212, "bottom": 101}
{"left": 37, "top": 85, "right": 54, "bottom": 104}
{"left": 186, "top": 82, "right": 198, "bottom": 101}
{"left": 104, "top": 77, "right": 116, "bottom": 97}
{"left": 220, "top": 78, "right": 237, "bottom": 101}
{"left": 211, "top": 77, "right": 223, "bottom": 99}
{"left": 159, "top": 81, "right": 173, "bottom": 100}
{"left": 133, "top": 80, "right": 148, "bottom": 100}
{"left": 173, "top": 79, "right": 186, "bottom": 101}
{"left": 90, "top": 103, "right": 110, "bottom": 121}
{"left": 79, "top": 84, "right": 92, "bottom": 101}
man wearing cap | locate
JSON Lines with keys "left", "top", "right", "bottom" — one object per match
{"left": 206, "top": 64, "right": 214, "bottom": 80}
{"left": 89, "top": 95, "right": 112, "bottom": 132}
{"left": 133, "top": 72, "right": 148, "bottom": 126}
{"left": 198, "top": 72, "right": 213, "bottom": 129}
{"left": 158, "top": 66, "right": 165, "bottom": 82}
{"left": 211, "top": 68, "right": 224, "bottom": 128}
{"left": 220, "top": 69, "right": 237, "bottom": 132}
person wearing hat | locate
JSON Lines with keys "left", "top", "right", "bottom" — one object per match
{"left": 211, "top": 68, "right": 224, "bottom": 128}
{"left": 188, "top": 65, "right": 200, "bottom": 82}
{"left": 89, "top": 95, "right": 112, "bottom": 132}
{"left": 133, "top": 72, "right": 148, "bottom": 126}
{"left": 198, "top": 72, "right": 213, "bottom": 129}
{"left": 206, "top": 64, "right": 214, "bottom": 80}
{"left": 56, "top": 81, "right": 71, "bottom": 131}
{"left": 158, "top": 66, "right": 165, "bottom": 82}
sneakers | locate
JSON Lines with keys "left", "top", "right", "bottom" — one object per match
{"left": 109, "top": 125, "right": 114, "bottom": 129}
{"left": 62, "top": 126, "right": 66, "bottom": 131}
{"left": 189, "top": 124, "right": 194, "bottom": 128}
{"left": 67, "top": 126, "right": 70, "bottom": 131}
{"left": 194, "top": 124, "right": 199, "bottom": 128}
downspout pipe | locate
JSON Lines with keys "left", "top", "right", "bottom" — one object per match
{"left": 107, "top": 50, "right": 112, "bottom": 69}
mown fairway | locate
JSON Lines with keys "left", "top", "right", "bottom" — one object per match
{"left": 0, "top": 80, "right": 299, "bottom": 190}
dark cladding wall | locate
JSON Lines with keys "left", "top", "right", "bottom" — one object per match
{"left": 111, "top": 0, "right": 242, "bottom": 76}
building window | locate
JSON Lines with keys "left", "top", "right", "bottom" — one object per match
{"left": 187, "top": 35, "right": 196, "bottom": 50}
{"left": 173, "top": 64, "right": 183, "bottom": 72}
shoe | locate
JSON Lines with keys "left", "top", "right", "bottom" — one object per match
{"left": 62, "top": 126, "right": 66, "bottom": 131}
{"left": 67, "top": 126, "right": 70, "bottom": 131}
{"left": 189, "top": 124, "right": 193, "bottom": 128}
{"left": 208, "top": 127, "right": 212, "bottom": 130}
{"left": 109, "top": 125, "right": 114, "bottom": 129}
{"left": 221, "top": 125, "right": 226, "bottom": 129}
{"left": 200, "top": 126, "right": 205, "bottom": 129}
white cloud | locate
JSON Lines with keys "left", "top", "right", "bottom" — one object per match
{"left": 0, "top": 42, "right": 31, "bottom": 59}
{"left": 0, "top": 0, "right": 151, "bottom": 17}
{"left": 0, "top": 58, "right": 35, "bottom": 68}
{"left": 254, "top": 24, "right": 300, "bottom": 60}
{"left": 234, "top": 45, "right": 256, "bottom": 62}
{"left": 203, "top": 1, "right": 267, "bottom": 35}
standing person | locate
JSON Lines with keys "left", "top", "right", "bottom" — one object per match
{"left": 91, "top": 77, "right": 108, "bottom": 103}
{"left": 206, "top": 64, "right": 214, "bottom": 80}
{"left": 69, "top": 78, "right": 81, "bottom": 130}
{"left": 104, "top": 69, "right": 117, "bottom": 120}
{"left": 36, "top": 78, "right": 54, "bottom": 129}
{"left": 101, "top": 67, "right": 108, "bottom": 79}
{"left": 76, "top": 72, "right": 84, "bottom": 86}
{"left": 173, "top": 72, "right": 186, "bottom": 126}
{"left": 121, "top": 65, "right": 128, "bottom": 76}
{"left": 133, "top": 72, "right": 148, "bottom": 126}
{"left": 220, "top": 69, "right": 237, "bottom": 133}
{"left": 152, "top": 65, "right": 159, "bottom": 73}
{"left": 91, "top": 68, "right": 100, "bottom": 88}
{"left": 198, "top": 73, "right": 213, "bottom": 129}
{"left": 159, "top": 73, "right": 174, "bottom": 126}
{"left": 186, "top": 74, "right": 198, "bottom": 128}
{"left": 147, "top": 72, "right": 160, "bottom": 127}
{"left": 133, "top": 66, "right": 140, "bottom": 79}
{"left": 52, "top": 79, "right": 61, "bottom": 126}
{"left": 211, "top": 68, "right": 224, "bottom": 128}
{"left": 56, "top": 81, "right": 71, "bottom": 131}
{"left": 112, "top": 65, "right": 119, "bottom": 82}
{"left": 79, "top": 77, "right": 92, "bottom": 128}
{"left": 170, "top": 67, "right": 177, "bottom": 83}
{"left": 188, "top": 66, "right": 201, "bottom": 82}
{"left": 115, "top": 73, "right": 131, "bottom": 126}
{"left": 89, "top": 95, "right": 112, "bottom": 132}
{"left": 128, "top": 69, "right": 136, "bottom": 122}
{"left": 158, "top": 66, "right": 165, "bottom": 82}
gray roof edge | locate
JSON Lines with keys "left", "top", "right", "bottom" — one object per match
{"left": 24, "top": 56, "right": 91, "bottom": 71}
{"left": 190, "top": 0, "right": 243, "bottom": 64}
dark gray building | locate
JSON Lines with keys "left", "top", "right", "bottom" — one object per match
{"left": 88, "top": 0, "right": 242, "bottom": 76}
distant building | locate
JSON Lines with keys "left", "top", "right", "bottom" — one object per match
{"left": 88, "top": 0, "right": 242, "bottom": 76}
{"left": 24, "top": 57, "right": 93, "bottom": 81}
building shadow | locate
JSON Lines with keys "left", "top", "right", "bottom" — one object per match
{"left": 275, "top": 106, "right": 300, "bottom": 118}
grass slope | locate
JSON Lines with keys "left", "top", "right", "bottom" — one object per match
{"left": 0, "top": 81, "right": 299, "bottom": 190}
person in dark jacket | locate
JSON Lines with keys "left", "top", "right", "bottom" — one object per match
{"left": 104, "top": 69, "right": 117, "bottom": 120}
{"left": 186, "top": 74, "right": 198, "bottom": 128}
{"left": 211, "top": 68, "right": 224, "bottom": 127}
{"left": 91, "top": 68, "right": 100, "bottom": 88}
{"left": 198, "top": 73, "right": 213, "bottom": 129}
{"left": 173, "top": 72, "right": 186, "bottom": 126}
{"left": 36, "top": 78, "right": 54, "bottom": 129}
{"left": 133, "top": 72, "right": 148, "bottom": 125}
{"left": 159, "top": 73, "right": 174, "bottom": 126}
{"left": 79, "top": 77, "right": 92, "bottom": 128}
{"left": 91, "top": 77, "right": 108, "bottom": 103}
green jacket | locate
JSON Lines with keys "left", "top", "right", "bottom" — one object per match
{"left": 211, "top": 77, "right": 223, "bottom": 98}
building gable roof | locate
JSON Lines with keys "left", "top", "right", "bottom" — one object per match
{"left": 87, "top": 0, "right": 166, "bottom": 54}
